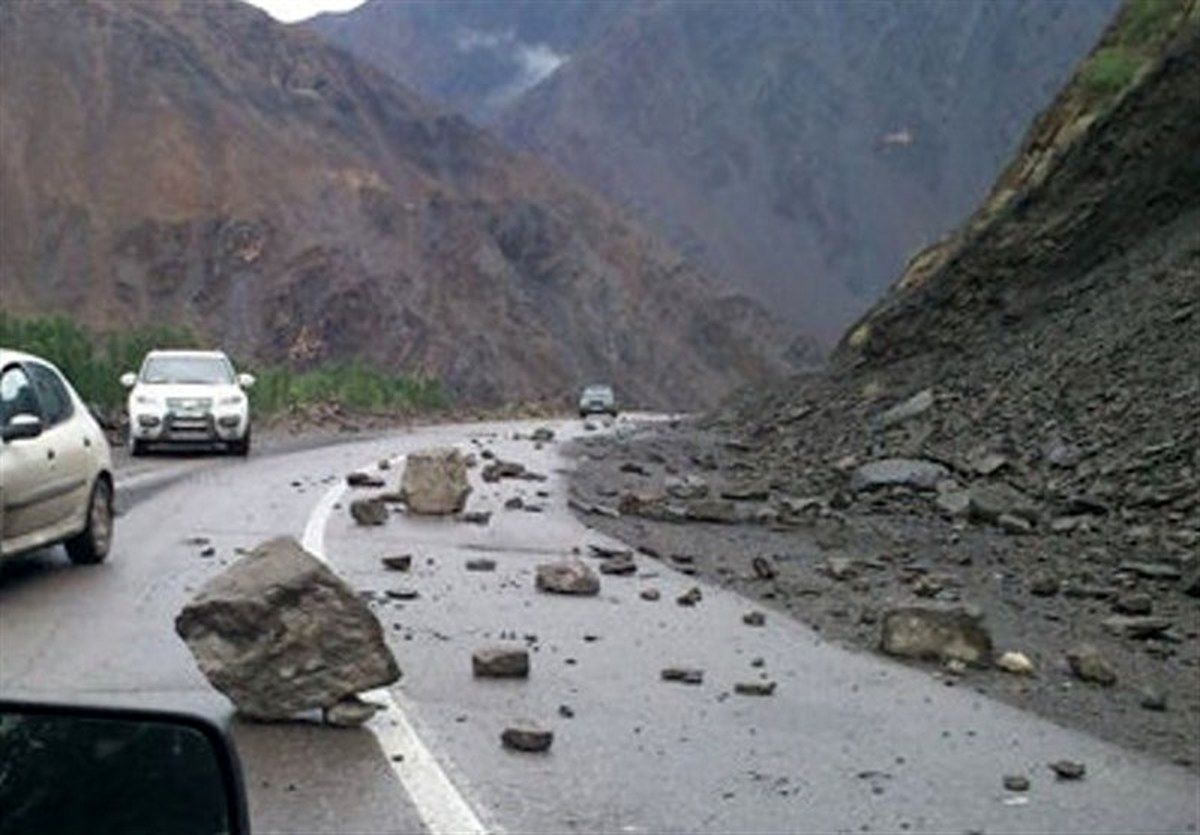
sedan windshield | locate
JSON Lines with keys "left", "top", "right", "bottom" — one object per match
{"left": 140, "top": 357, "right": 233, "bottom": 385}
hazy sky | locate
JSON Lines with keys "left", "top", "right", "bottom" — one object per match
{"left": 244, "top": 0, "right": 367, "bottom": 24}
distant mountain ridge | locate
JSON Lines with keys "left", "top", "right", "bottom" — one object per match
{"left": 311, "top": 0, "right": 1119, "bottom": 340}
{"left": 0, "top": 0, "right": 798, "bottom": 408}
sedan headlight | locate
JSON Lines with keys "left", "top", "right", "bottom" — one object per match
{"left": 218, "top": 394, "right": 245, "bottom": 407}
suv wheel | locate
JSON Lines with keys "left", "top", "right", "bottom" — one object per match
{"left": 230, "top": 426, "right": 251, "bottom": 457}
{"left": 65, "top": 477, "right": 113, "bottom": 565}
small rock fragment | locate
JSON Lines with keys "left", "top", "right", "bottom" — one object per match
{"left": 734, "top": 681, "right": 776, "bottom": 696}
{"left": 350, "top": 499, "right": 389, "bottom": 526}
{"left": 1113, "top": 593, "right": 1153, "bottom": 616}
{"left": 742, "top": 611, "right": 766, "bottom": 627}
{"left": 850, "top": 458, "right": 948, "bottom": 492}
{"left": 1139, "top": 687, "right": 1167, "bottom": 712}
{"left": 880, "top": 605, "right": 993, "bottom": 666}
{"left": 465, "top": 558, "right": 497, "bottom": 572}
{"left": 1101, "top": 615, "right": 1171, "bottom": 640}
{"left": 751, "top": 557, "right": 777, "bottom": 580}
{"left": 677, "top": 586, "right": 703, "bottom": 606}
{"left": 640, "top": 588, "right": 661, "bottom": 601}
{"left": 1066, "top": 644, "right": 1116, "bottom": 686}
{"left": 460, "top": 510, "right": 492, "bottom": 525}
{"left": 385, "top": 588, "right": 420, "bottom": 601}
{"left": 996, "top": 651, "right": 1035, "bottom": 676}
{"left": 501, "top": 724, "right": 553, "bottom": 752}
{"left": 661, "top": 667, "right": 704, "bottom": 684}
{"left": 381, "top": 555, "right": 412, "bottom": 572}
{"left": 323, "top": 695, "right": 383, "bottom": 727}
{"left": 535, "top": 560, "right": 600, "bottom": 595}
{"left": 1029, "top": 572, "right": 1059, "bottom": 597}
{"left": 472, "top": 647, "right": 530, "bottom": 678}
{"left": 599, "top": 556, "right": 637, "bottom": 576}
{"left": 346, "top": 471, "right": 385, "bottom": 488}
{"left": 1048, "top": 760, "right": 1086, "bottom": 780}
{"left": 1003, "top": 775, "right": 1030, "bottom": 792}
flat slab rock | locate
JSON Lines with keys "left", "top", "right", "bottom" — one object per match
{"left": 175, "top": 537, "right": 401, "bottom": 720}
{"left": 879, "top": 605, "right": 993, "bottom": 666}
{"left": 535, "top": 560, "right": 600, "bottom": 595}
{"left": 850, "top": 458, "right": 948, "bottom": 492}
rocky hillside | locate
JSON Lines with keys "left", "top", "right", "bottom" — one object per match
{"left": 0, "top": 0, "right": 797, "bottom": 408}
{"left": 313, "top": 0, "right": 1118, "bottom": 339}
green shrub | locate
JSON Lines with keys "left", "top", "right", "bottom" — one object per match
{"left": 1079, "top": 46, "right": 1143, "bottom": 96}
{"left": 0, "top": 314, "right": 445, "bottom": 416}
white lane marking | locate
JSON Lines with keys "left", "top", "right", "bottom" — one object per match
{"left": 302, "top": 459, "right": 491, "bottom": 835}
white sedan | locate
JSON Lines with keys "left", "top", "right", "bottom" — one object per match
{"left": 0, "top": 349, "right": 115, "bottom": 564}
{"left": 123, "top": 350, "right": 254, "bottom": 456}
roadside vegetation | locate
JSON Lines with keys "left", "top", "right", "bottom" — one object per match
{"left": 0, "top": 314, "right": 446, "bottom": 417}
{"left": 1078, "top": 0, "right": 1194, "bottom": 99}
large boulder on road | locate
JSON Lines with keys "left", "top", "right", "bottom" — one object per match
{"left": 400, "top": 447, "right": 471, "bottom": 515}
{"left": 175, "top": 537, "right": 401, "bottom": 720}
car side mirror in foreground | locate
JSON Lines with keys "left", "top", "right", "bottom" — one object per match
{"left": 237, "top": 373, "right": 256, "bottom": 389}
{"left": 0, "top": 700, "right": 251, "bottom": 835}
{"left": 120, "top": 372, "right": 138, "bottom": 388}
{"left": 1, "top": 413, "right": 43, "bottom": 443}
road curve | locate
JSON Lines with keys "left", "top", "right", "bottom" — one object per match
{"left": 2, "top": 417, "right": 1197, "bottom": 834}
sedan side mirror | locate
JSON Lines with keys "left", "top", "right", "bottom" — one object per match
{"left": 120, "top": 372, "right": 137, "bottom": 388}
{"left": 0, "top": 700, "right": 250, "bottom": 835}
{"left": 1, "top": 413, "right": 43, "bottom": 443}
{"left": 237, "top": 373, "right": 256, "bottom": 389}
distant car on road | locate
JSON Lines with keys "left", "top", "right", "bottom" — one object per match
{"left": 0, "top": 349, "right": 115, "bottom": 564}
{"left": 123, "top": 350, "right": 254, "bottom": 456}
{"left": 579, "top": 384, "right": 618, "bottom": 418}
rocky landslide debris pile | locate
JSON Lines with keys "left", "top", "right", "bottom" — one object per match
{"left": 564, "top": 27, "right": 1200, "bottom": 768}
{"left": 175, "top": 537, "right": 400, "bottom": 723}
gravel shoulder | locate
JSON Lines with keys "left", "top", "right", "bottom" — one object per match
{"left": 565, "top": 418, "right": 1200, "bottom": 773}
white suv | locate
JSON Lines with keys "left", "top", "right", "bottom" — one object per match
{"left": 0, "top": 349, "right": 115, "bottom": 564}
{"left": 123, "top": 350, "right": 254, "bottom": 456}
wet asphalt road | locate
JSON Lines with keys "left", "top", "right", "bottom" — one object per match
{"left": 1, "top": 418, "right": 1197, "bottom": 834}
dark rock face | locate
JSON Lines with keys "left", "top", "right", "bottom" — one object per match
{"left": 316, "top": 1, "right": 1116, "bottom": 338}
{"left": 175, "top": 537, "right": 401, "bottom": 720}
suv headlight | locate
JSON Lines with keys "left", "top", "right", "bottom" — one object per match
{"left": 133, "top": 394, "right": 159, "bottom": 407}
{"left": 218, "top": 394, "right": 245, "bottom": 407}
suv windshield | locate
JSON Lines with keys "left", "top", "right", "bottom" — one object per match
{"left": 140, "top": 357, "right": 233, "bottom": 386}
